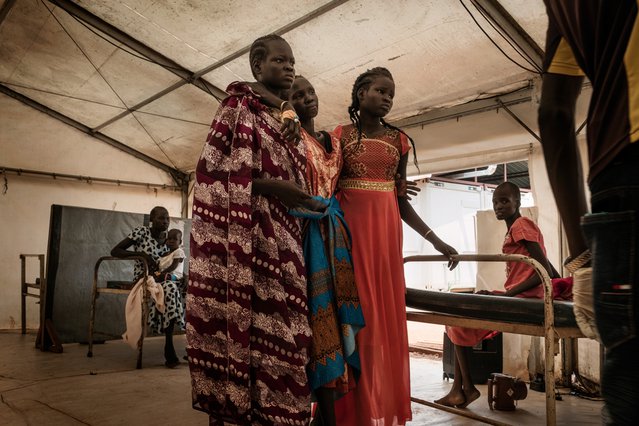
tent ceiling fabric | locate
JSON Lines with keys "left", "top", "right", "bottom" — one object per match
{"left": 1, "top": 0, "right": 553, "bottom": 175}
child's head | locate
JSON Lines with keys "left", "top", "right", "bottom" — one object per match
{"left": 348, "top": 67, "right": 395, "bottom": 121}
{"left": 149, "top": 206, "right": 170, "bottom": 232}
{"left": 249, "top": 34, "right": 295, "bottom": 95}
{"left": 492, "top": 182, "right": 521, "bottom": 221}
{"left": 166, "top": 229, "right": 182, "bottom": 250}
{"left": 288, "top": 76, "right": 318, "bottom": 122}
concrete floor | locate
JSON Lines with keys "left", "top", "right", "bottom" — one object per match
{"left": 0, "top": 331, "right": 603, "bottom": 425}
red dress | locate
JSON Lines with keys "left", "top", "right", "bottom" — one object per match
{"left": 447, "top": 216, "right": 547, "bottom": 346}
{"left": 333, "top": 125, "right": 412, "bottom": 425}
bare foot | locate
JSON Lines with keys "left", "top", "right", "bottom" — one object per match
{"left": 456, "top": 388, "right": 480, "bottom": 408}
{"left": 435, "top": 391, "right": 466, "bottom": 407}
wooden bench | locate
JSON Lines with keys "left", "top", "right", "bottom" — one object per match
{"left": 404, "top": 254, "right": 584, "bottom": 426}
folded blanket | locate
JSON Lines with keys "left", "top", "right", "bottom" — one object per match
{"left": 122, "top": 276, "right": 165, "bottom": 349}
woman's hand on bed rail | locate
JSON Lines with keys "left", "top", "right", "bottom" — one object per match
{"left": 432, "top": 239, "right": 459, "bottom": 270}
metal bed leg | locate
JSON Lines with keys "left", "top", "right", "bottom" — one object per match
{"left": 545, "top": 332, "right": 557, "bottom": 426}
{"left": 20, "top": 255, "right": 26, "bottom": 335}
{"left": 543, "top": 266, "right": 557, "bottom": 426}
{"left": 136, "top": 280, "right": 149, "bottom": 369}
{"left": 87, "top": 259, "right": 101, "bottom": 358}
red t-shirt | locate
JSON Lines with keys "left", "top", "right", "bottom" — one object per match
{"left": 503, "top": 216, "right": 546, "bottom": 298}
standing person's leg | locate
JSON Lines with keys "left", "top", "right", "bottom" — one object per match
{"left": 164, "top": 319, "right": 178, "bottom": 367}
{"left": 601, "top": 339, "right": 639, "bottom": 425}
{"left": 157, "top": 279, "right": 184, "bottom": 367}
{"left": 582, "top": 144, "right": 639, "bottom": 424}
{"left": 313, "top": 388, "right": 336, "bottom": 426}
{"left": 538, "top": 72, "right": 600, "bottom": 340}
{"left": 538, "top": 73, "right": 589, "bottom": 258}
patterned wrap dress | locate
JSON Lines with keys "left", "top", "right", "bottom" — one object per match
{"left": 447, "top": 216, "right": 548, "bottom": 346}
{"left": 292, "top": 129, "right": 365, "bottom": 395}
{"left": 332, "top": 125, "right": 412, "bottom": 426}
{"left": 127, "top": 226, "right": 185, "bottom": 334}
{"left": 187, "top": 82, "right": 312, "bottom": 425}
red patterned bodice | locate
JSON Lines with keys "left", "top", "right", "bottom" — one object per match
{"left": 301, "top": 129, "right": 342, "bottom": 198}
{"left": 335, "top": 125, "right": 408, "bottom": 184}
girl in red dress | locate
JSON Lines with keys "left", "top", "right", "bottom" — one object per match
{"left": 333, "top": 67, "right": 458, "bottom": 426}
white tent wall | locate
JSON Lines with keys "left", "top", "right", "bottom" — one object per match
{"left": 0, "top": 95, "right": 183, "bottom": 330}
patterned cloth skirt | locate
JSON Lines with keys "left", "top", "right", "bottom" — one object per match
{"left": 148, "top": 279, "right": 185, "bottom": 333}
{"left": 291, "top": 195, "right": 365, "bottom": 394}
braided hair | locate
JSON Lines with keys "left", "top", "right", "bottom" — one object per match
{"left": 249, "top": 34, "right": 286, "bottom": 79}
{"left": 348, "top": 67, "right": 419, "bottom": 171}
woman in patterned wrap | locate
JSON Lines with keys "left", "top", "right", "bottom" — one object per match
{"left": 186, "top": 35, "right": 321, "bottom": 425}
